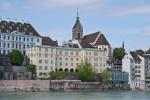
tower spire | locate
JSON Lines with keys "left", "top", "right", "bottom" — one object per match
{"left": 76, "top": 8, "right": 79, "bottom": 20}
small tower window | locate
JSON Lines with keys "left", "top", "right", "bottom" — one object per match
{"left": 78, "top": 33, "right": 80, "bottom": 39}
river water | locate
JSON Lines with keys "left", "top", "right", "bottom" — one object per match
{"left": 0, "top": 91, "right": 150, "bottom": 100}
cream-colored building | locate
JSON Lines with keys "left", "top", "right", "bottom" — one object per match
{"left": 27, "top": 46, "right": 108, "bottom": 78}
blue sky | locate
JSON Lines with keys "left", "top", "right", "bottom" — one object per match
{"left": 0, "top": 0, "right": 150, "bottom": 50}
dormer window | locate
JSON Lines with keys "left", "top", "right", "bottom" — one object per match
{"left": 9, "top": 26, "right": 12, "bottom": 30}
{"left": 37, "top": 39, "right": 39, "bottom": 42}
{"left": 1, "top": 25, "right": 4, "bottom": 29}
{"left": 24, "top": 27, "right": 27, "bottom": 31}
{"left": 17, "top": 27, "right": 19, "bottom": 30}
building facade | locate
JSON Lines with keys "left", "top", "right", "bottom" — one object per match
{"left": 0, "top": 19, "right": 42, "bottom": 55}
{"left": 27, "top": 46, "right": 108, "bottom": 78}
{"left": 122, "top": 49, "right": 150, "bottom": 90}
{"left": 111, "top": 72, "right": 129, "bottom": 85}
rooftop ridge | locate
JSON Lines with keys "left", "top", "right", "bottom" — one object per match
{"left": 0, "top": 18, "right": 30, "bottom": 24}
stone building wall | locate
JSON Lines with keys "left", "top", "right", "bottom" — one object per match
{"left": 0, "top": 80, "right": 130, "bottom": 92}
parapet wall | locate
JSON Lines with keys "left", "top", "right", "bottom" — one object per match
{"left": 0, "top": 80, "right": 130, "bottom": 92}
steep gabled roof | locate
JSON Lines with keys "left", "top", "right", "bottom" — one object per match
{"left": 0, "top": 20, "right": 41, "bottom": 37}
{"left": 81, "top": 32, "right": 99, "bottom": 48}
{"left": 135, "top": 50, "right": 145, "bottom": 56}
{"left": 42, "top": 36, "right": 58, "bottom": 46}
{"left": 146, "top": 49, "right": 150, "bottom": 54}
{"left": 72, "top": 20, "right": 83, "bottom": 29}
{"left": 95, "top": 34, "right": 110, "bottom": 46}
{"left": 68, "top": 44, "right": 79, "bottom": 48}
{"left": 80, "top": 31, "right": 110, "bottom": 48}
{"left": 130, "top": 51, "right": 141, "bottom": 61}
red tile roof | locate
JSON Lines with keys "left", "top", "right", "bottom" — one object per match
{"left": 42, "top": 36, "right": 58, "bottom": 46}
{"left": 0, "top": 20, "right": 40, "bottom": 37}
{"left": 80, "top": 31, "right": 110, "bottom": 48}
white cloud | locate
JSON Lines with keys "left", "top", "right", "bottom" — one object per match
{"left": 0, "top": 2, "right": 13, "bottom": 11}
{"left": 112, "top": 4, "right": 150, "bottom": 16}
{"left": 143, "top": 26, "right": 150, "bottom": 35}
{"left": 24, "top": 0, "right": 102, "bottom": 11}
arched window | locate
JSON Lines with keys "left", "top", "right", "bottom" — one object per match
{"left": 70, "top": 69, "right": 74, "bottom": 72}
{"left": 65, "top": 68, "right": 68, "bottom": 72}
{"left": 59, "top": 68, "right": 63, "bottom": 72}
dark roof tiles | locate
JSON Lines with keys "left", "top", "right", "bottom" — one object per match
{"left": 80, "top": 32, "right": 110, "bottom": 48}
{"left": 42, "top": 36, "right": 58, "bottom": 46}
{"left": 0, "top": 20, "right": 40, "bottom": 37}
{"left": 130, "top": 51, "right": 141, "bottom": 61}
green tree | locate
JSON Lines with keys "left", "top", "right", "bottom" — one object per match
{"left": 48, "top": 71, "right": 67, "bottom": 80}
{"left": 49, "top": 71, "right": 56, "bottom": 80}
{"left": 77, "top": 60, "right": 95, "bottom": 82}
{"left": 8, "top": 49, "right": 24, "bottom": 66}
{"left": 27, "top": 64, "right": 36, "bottom": 79}
{"left": 113, "top": 48, "right": 125, "bottom": 60}
{"left": 101, "top": 70, "right": 111, "bottom": 84}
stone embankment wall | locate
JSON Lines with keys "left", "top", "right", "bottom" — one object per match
{"left": 0, "top": 80, "right": 130, "bottom": 92}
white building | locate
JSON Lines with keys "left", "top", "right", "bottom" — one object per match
{"left": 0, "top": 19, "right": 42, "bottom": 55}
{"left": 27, "top": 46, "right": 108, "bottom": 78}
{"left": 122, "top": 50, "right": 150, "bottom": 90}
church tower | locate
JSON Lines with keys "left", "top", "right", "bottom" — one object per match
{"left": 72, "top": 9, "right": 83, "bottom": 40}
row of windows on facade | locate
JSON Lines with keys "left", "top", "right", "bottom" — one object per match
{"left": 37, "top": 59, "right": 103, "bottom": 67}
{"left": 0, "top": 35, "right": 39, "bottom": 42}
{"left": 112, "top": 76, "right": 128, "bottom": 80}
{"left": 28, "top": 53, "right": 105, "bottom": 61}
{"left": 38, "top": 59, "right": 79, "bottom": 66}
{"left": 0, "top": 49, "right": 25, "bottom": 55}
{"left": 0, "top": 42, "right": 33, "bottom": 49}
{"left": 29, "top": 47, "right": 104, "bottom": 56}
{"left": 130, "top": 58, "right": 141, "bottom": 64}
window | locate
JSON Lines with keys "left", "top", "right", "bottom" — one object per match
{"left": 60, "top": 62, "right": 62, "bottom": 66}
{"left": 23, "top": 38, "right": 25, "bottom": 41}
{"left": 16, "top": 37, "right": 18, "bottom": 41}
{"left": 65, "top": 51, "right": 68, "bottom": 55}
{"left": 0, "top": 42, "right": 1, "bottom": 47}
{"left": 44, "top": 66, "right": 48, "bottom": 70}
{"left": 12, "top": 36, "right": 14, "bottom": 40}
{"left": 39, "top": 53, "right": 41, "bottom": 57}
{"left": 16, "top": 44, "right": 18, "bottom": 48}
{"left": 76, "top": 52, "right": 79, "bottom": 56}
{"left": 76, "top": 58, "right": 79, "bottom": 61}
{"left": 65, "top": 57, "right": 68, "bottom": 60}
{"left": 7, "top": 36, "right": 9, "bottom": 40}
{"left": 23, "top": 44, "right": 25, "bottom": 49}
{"left": 19, "top": 44, "right": 21, "bottom": 49}
{"left": 27, "top": 38, "right": 29, "bottom": 41}
{"left": 12, "top": 43, "right": 14, "bottom": 48}
{"left": 3, "top": 36, "right": 6, "bottom": 40}
{"left": 19, "top": 37, "right": 21, "bottom": 41}
{"left": 51, "top": 61, "right": 53, "bottom": 64}
{"left": 70, "top": 52, "right": 73, "bottom": 55}
{"left": 37, "top": 39, "right": 39, "bottom": 42}
{"left": 77, "top": 33, "right": 80, "bottom": 39}
{"left": 45, "top": 48, "right": 48, "bottom": 52}
{"left": 45, "top": 60, "right": 48, "bottom": 64}
{"left": 45, "top": 53, "right": 48, "bottom": 57}
{"left": 39, "top": 60, "right": 42, "bottom": 63}
{"left": 7, "top": 43, "right": 9, "bottom": 48}
{"left": 31, "top": 38, "right": 33, "bottom": 42}
{"left": 71, "top": 58, "right": 73, "bottom": 61}
{"left": 71, "top": 63, "right": 73, "bottom": 66}
{"left": 3, "top": 43, "right": 5, "bottom": 47}
{"left": 39, "top": 66, "right": 42, "bottom": 70}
